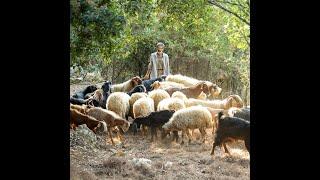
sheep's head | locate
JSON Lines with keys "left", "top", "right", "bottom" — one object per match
{"left": 95, "top": 121, "right": 108, "bottom": 135}
{"left": 102, "top": 81, "right": 112, "bottom": 94}
{"left": 150, "top": 81, "right": 161, "bottom": 90}
{"left": 131, "top": 76, "right": 142, "bottom": 87}
{"left": 86, "top": 85, "right": 98, "bottom": 93}
{"left": 120, "top": 120, "right": 130, "bottom": 132}
{"left": 210, "top": 84, "right": 222, "bottom": 97}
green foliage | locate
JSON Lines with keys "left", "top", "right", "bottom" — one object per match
{"left": 70, "top": 0, "right": 250, "bottom": 104}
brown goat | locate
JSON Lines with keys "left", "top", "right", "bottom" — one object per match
{"left": 87, "top": 107, "right": 130, "bottom": 145}
{"left": 70, "top": 108, "right": 107, "bottom": 134}
{"left": 165, "top": 82, "right": 210, "bottom": 98}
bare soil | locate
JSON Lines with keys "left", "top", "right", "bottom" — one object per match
{"left": 70, "top": 84, "right": 250, "bottom": 180}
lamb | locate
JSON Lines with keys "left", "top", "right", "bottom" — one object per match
{"left": 127, "top": 84, "right": 147, "bottom": 96}
{"left": 162, "top": 106, "right": 213, "bottom": 144}
{"left": 111, "top": 76, "right": 142, "bottom": 92}
{"left": 164, "top": 81, "right": 210, "bottom": 98}
{"left": 129, "top": 93, "right": 148, "bottom": 118}
{"left": 148, "top": 89, "right": 171, "bottom": 110}
{"left": 157, "top": 98, "right": 186, "bottom": 111}
{"left": 185, "top": 95, "right": 244, "bottom": 110}
{"left": 142, "top": 77, "right": 165, "bottom": 92}
{"left": 106, "top": 92, "right": 131, "bottom": 119}
{"left": 70, "top": 108, "right": 107, "bottom": 134}
{"left": 211, "top": 111, "right": 250, "bottom": 156}
{"left": 87, "top": 107, "right": 130, "bottom": 145}
{"left": 133, "top": 110, "right": 175, "bottom": 141}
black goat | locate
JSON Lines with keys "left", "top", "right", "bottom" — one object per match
{"left": 211, "top": 112, "right": 250, "bottom": 156}
{"left": 133, "top": 110, "right": 175, "bottom": 141}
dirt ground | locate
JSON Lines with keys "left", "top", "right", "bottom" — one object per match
{"left": 70, "top": 84, "right": 250, "bottom": 180}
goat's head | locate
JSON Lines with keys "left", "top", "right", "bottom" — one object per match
{"left": 131, "top": 76, "right": 142, "bottom": 87}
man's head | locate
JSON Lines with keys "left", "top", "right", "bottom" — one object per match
{"left": 156, "top": 42, "right": 165, "bottom": 55}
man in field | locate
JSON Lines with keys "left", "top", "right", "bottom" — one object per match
{"left": 144, "top": 42, "right": 170, "bottom": 79}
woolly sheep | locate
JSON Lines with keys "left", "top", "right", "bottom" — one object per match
{"left": 132, "top": 97, "right": 155, "bottom": 136}
{"left": 148, "top": 89, "right": 170, "bottom": 110}
{"left": 171, "top": 91, "right": 188, "bottom": 103}
{"left": 162, "top": 106, "right": 213, "bottom": 144}
{"left": 129, "top": 93, "right": 148, "bottom": 118}
{"left": 111, "top": 76, "right": 142, "bottom": 92}
{"left": 157, "top": 98, "right": 186, "bottom": 111}
{"left": 165, "top": 74, "right": 199, "bottom": 87}
{"left": 185, "top": 95, "right": 244, "bottom": 110}
{"left": 106, "top": 92, "right": 131, "bottom": 119}
{"left": 133, "top": 97, "right": 155, "bottom": 118}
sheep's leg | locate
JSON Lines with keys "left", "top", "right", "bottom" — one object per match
{"left": 181, "top": 130, "right": 186, "bottom": 145}
{"left": 199, "top": 128, "right": 207, "bottom": 143}
{"left": 173, "top": 131, "right": 179, "bottom": 142}
{"left": 186, "top": 129, "right": 192, "bottom": 144}
{"left": 222, "top": 142, "right": 230, "bottom": 155}
{"left": 108, "top": 127, "right": 115, "bottom": 146}
{"left": 245, "top": 139, "right": 250, "bottom": 154}
{"left": 211, "top": 143, "right": 217, "bottom": 155}
{"left": 150, "top": 127, "right": 155, "bottom": 142}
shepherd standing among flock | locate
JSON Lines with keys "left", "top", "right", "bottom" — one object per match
{"left": 70, "top": 42, "right": 250, "bottom": 157}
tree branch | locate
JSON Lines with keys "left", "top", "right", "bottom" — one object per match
{"left": 208, "top": 0, "right": 250, "bottom": 26}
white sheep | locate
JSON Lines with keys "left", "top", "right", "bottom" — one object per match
{"left": 150, "top": 81, "right": 186, "bottom": 90}
{"left": 165, "top": 74, "right": 222, "bottom": 98}
{"left": 148, "top": 89, "right": 170, "bottom": 110}
{"left": 132, "top": 97, "right": 155, "bottom": 136}
{"left": 133, "top": 97, "right": 155, "bottom": 118}
{"left": 111, "top": 76, "right": 142, "bottom": 92}
{"left": 162, "top": 106, "right": 213, "bottom": 144}
{"left": 129, "top": 92, "right": 148, "bottom": 118}
{"left": 157, "top": 98, "right": 186, "bottom": 111}
{"left": 165, "top": 74, "right": 199, "bottom": 87}
{"left": 171, "top": 91, "right": 188, "bottom": 102}
{"left": 185, "top": 95, "right": 244, "bottom": 110}
{"left": 106, "top": 92, "right": 131, "bottom": 119}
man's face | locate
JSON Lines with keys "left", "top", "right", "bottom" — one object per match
{"left": 157, "top": 47, "right": 164, "bottom": 55}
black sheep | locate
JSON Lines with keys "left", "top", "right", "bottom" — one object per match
{"left": 88, "top": 81, "right": 112, "bottom": 109}
{"left": 211, "top": 112, "right": 250, "bottom": 156}
{"left": 233, "top": 108, "right": 250, "bottom": 122}
{"left": 127, "top": 85, "right": 147, "bottom": 96}
{"left": 70, "top": 97, "right": 90, "bottom": 105}
{"left": 72, "top": 85, "right": 97, "bottom": 99}
{"left": 142, "top": 77, "right": 165, "bottom": 92}
{"left": 133, "top": 110, "right": 175, "bottom": 141}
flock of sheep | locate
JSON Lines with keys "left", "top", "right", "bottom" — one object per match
{"left": 70, "top": 74, "right": 250, "bottom": 157}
